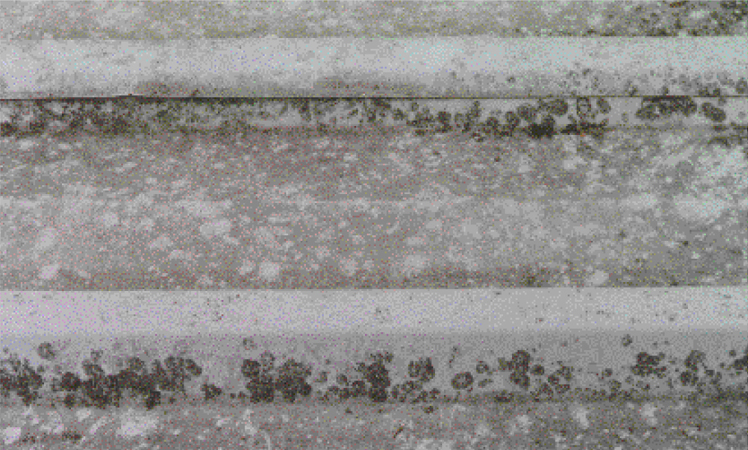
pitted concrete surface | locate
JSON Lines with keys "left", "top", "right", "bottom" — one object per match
{"left": 1, "top": 120, "right": 746, "bottom": 290}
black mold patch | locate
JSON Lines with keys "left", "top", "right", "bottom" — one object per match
{"left": 36, "top": 342, "right": 56, "bottom": 361}
{"left": 635, "top": 96, "right": 698, "bottom": 122}
{"left": 201, "top": 382, "right": 223, "bottom": 401}
{"left": 701, "top": 102, "right": 727, "bottom": 122}
{"left": 451, "top": 372, "right": 474, "bottom": 390}
{"left": 408, "top": 357, "right": 436, "bottom": 382}
{"left": 0, "top": 351, "right": 44, "bottom": 406}
{"left": 0, "top": 97, "right": 743, "bottom": 152}
{"left": 631, "top": 352, "right": 668, "bottom": 378}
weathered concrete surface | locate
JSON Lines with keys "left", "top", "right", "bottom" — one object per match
{"left": 0, "top": 3, "right": 746, "bottom": 446}
{"left": 1, "top": 288, "right": 747, "bottom": 406}
{"left": 1, "top": 122, "right": 746, "bottom": 290}
{"left": 1, "top": 37, "right": 747, "bottom": 99}
{"left": 1, "top": 97, "right": 747, "bottom": 136}
{"left": 1, "top": 288, "right": 747, "bottom": 447}
{"left": 1, "top": 1, "right": 746, "bottom": 40}
{"left": 0, "top": 1, "right": 746, "bottom": 99}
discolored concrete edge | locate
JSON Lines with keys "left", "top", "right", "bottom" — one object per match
{"left": 1, "top": 97, "right": 747, "bottom": 138}
{"left": 0, "top": 288, "right": 747, "bottom": 411}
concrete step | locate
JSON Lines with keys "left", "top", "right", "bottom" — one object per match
{"left": 1, "top": 124, "right": 746, "bottom": 290}
{"left": 1, "top": 288, "right": 747, "bottom": 447}
{"left": 1, "top": 2, "right": 747, "bottom": 447}
{"left": 2, "top": 37, "right": 746, "bottom": 99}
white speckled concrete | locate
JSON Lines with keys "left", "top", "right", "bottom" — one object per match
{"left": 0, "top": 3, "right": 746, "bottom": 423}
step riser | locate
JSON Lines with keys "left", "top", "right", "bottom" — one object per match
{"left": 2, "top": 289, "right": 747, "bottom": 409}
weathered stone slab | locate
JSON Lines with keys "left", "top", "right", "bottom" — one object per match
{"left": 1, "top": 125, "right": 745, "bottom": 290}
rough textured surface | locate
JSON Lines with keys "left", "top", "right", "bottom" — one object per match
{"left": 2, "top": 324, "right": 748, "bottom": 410}
{"left": 1, "top": 397, "right": 745, "bottom": 449}
{"left": 1, "top": 2, "right": 746, "bottom": 99}
{"left": 1, "top": 2, "right": 747, "bottom": 447}
{"left": 1, "top": 97, "right": 747, "bottom": 135}
{"left": 1, "top": 116, "right": 746, "bottom": 290}
{"left": 2, "top": 286, "right": 748, "bottom": 446}
{"left": 1, "top": 309, "right": 747, "bottom": 448}
{"left": 0, "top": 1, "right": 746, "bottom": 40}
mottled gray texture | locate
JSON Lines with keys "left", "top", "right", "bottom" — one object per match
{"left": 0, "top": 1, "right": 745, "bottom": 40}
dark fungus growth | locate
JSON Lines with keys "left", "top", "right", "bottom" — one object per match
{"left": 684, "top": 350, "right": 708, "bottom": 372}
{"left": 530, "top": 364, "right": 545, "bottom": 376}
{"left": 560, "top": 120, "right": 608, "bottom": 137}
{"left": 41, "top": 352, "right": 205, "bottom": 410}
{"left": 247, "top": 374, "right": 275, "bottom": 404}
{"left": 392, "top": 379, "right": 424, "bottom": 403}
{"left": 510, "top": 350, "right": 532, "bottom": 373}
{"left": 504, "top": 111, "right": 521, "bottom": 130}
{"left": 144, "top": 389, "right": 161, "bottom": 410}
{"left": 202, "top": 383, "right": 223, "bottom": 401}
{"left": 477, "top": 378, "right": 493, "bottom": 388}
{"left": 494, "top": 390, "right": 514, "bottom": 403}
{"left": 351, "top": 380, "right": 367, "bottom": 397}
{"left": 58, "top": 372, "right": 82, "bottom": 392}
{"left": 701, "top": 102, "right": 727, "bottom": 122}
{"left": 475, "top": 361, "right": 490, "bottom": 375}
{"left": 36, "top": 343, "right": 56, "bottom": 361}
{"left": 526, "top": 120, "right": 555, "bottom": 140}
{"left": 517, "top": 104, "right": 538, "bottom": 123}
{"left": 635, "top": 96, "right": 698, "bottom": 121}
{"left": 60, "top": 430, "right": 84, "bottom": 443}
{"left": 631, "top": 352, "right": 668, "bottom": 378}
{"left": 408, "top": 357, "right": 436, "bottom": 382}
{"left": 544, "top": 99, "right": 570, "bottom": 116}
{"left": 510, "top": 372, "right": 531, "bottom": 390}
{"left": 451, "top": 372, "right": 474, "bottom": 390}
{"left": 242, "top": 356, "right": 312, "bottom": 404}
{"left": 241, "top": 359, "right": 262, "bottom": 379}
{"left": 0, "top": 353, "right": 45, "bottom": 406}
{"left": 496, "top": 357, "right": 511, "bottom": 372}
{"left": 259, "top": 351, "right": 276, "bottom": 371}
{"left": 355, "top": 360, "right": 391, "bottom": 403}
{"left": 369, "top": 387, "right": 387, "bottom": 403}
{"left": 533, "top": 382, "right": 555, "bottom": 401}
{"left": 275, "top": 358, "right": 313, "bottom": 403}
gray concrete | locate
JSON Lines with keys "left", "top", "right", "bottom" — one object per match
{"left": 0, "top": 6, "right": 746, "bottom": 445}
{"left": 1, "top": 37, "right": 746, "bottom": 99}
{"left": 1, "top": 125, "right": 746, "bottom": 290}
{"left": 1, "top": 1, "right": 745, "bottom": 41}
{"left": 1, "top": 287, "right": 747, "bottom": 403}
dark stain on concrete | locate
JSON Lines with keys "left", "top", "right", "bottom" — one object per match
{"left": 2, "top": 334, "right": 747, "bottom": 410}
